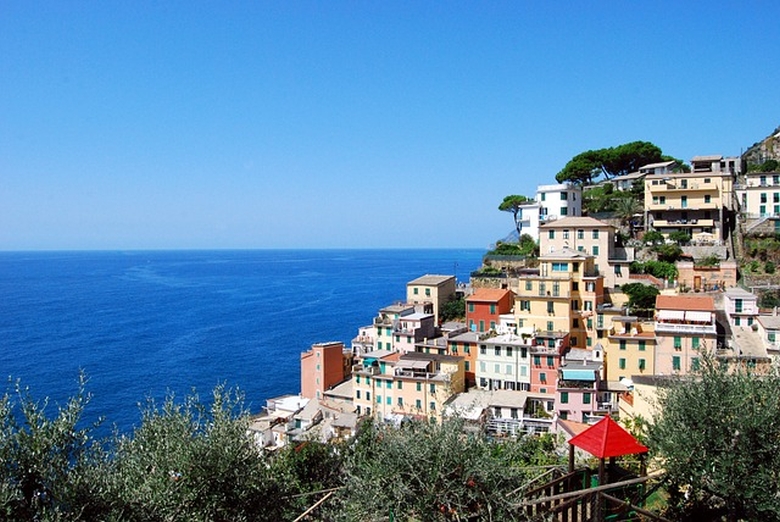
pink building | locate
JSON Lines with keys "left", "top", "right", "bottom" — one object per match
{"left": 300, "top": 341, "right": 352, "bottom": 400}
{"left": 529, "top": 331, "right": 568, "bottom": 394}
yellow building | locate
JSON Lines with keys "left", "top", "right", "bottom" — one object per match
{"left": 514, "top": 248, "right": 605, "bottom": 350}
{"left": 644, "top": 156, "right": 735, "bottom": 243}
{"left": 406, "top": 274, "right": 457, "bottom": 323}
{"left": 603, "top": 317, "right": 656, "bottom": 383}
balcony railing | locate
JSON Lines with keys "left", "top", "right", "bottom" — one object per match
{"left": 654, "top": 322, "right": 716, "bottom": 335}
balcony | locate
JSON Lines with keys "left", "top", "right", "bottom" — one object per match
{"left": 651, "top": 218, "right": 715, "bottom": 228}
{"left": 654, "top": 322, "right": 716, "bottom": 335}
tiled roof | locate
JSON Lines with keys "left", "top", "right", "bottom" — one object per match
{"left": 655, "top": 294, "right": 715, "bottom": 312}
{"left": 466, "top": 288, "right": 511, "bottom": 302}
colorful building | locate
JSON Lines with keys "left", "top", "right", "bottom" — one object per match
{"left": 300, "top": 341, "right": 352, "bottom": 400}
{"left": 466, "top": 287, "right": 514, "bottom": 333}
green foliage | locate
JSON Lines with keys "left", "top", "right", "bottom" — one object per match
{"left": 651, "top": 356, "right": 780, "bottom": 520}
{"left": 330, "top": 418, "right": 562, "bottom": 521}
{"left": 440, "top": 296, "right": 466, "bottom": 322}
{"left": 498, "top": 195, "right": 532, "bottom": 238}
{"left": 488, "top": 235, "right": 538, "bottom": 258}
{"left": 759, "top": 289, "right": 780, "bottom": 308}
{"left": 766, "top": 260, "right": 776, "bottom": 274}
{"left": 653, "top": 242, "right": 683, "bottom": 263}
{"left": 556, "top": 141, "right": 677, "bottom": 185}
{"left": 642, "top": 230, "right": 665, "bottom": 245}
{"left": 666, "top": 230, "right": 691, "bottom": 245}
{"left": 620, "top": 282, "right": 660, "bottom": 314}
{"left": 748, "top": 159, "right": 779, "bottom": 172}
{"left": 629, "top": 260, "right": 677, "bottom": 281}
{"left": 695, "top": 255, "right": 720, "bottom": 267}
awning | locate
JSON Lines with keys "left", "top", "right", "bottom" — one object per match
{"left": 685, "top": 311, "right": 712, "bottom": 322}
{"left": 561, "top": 369, "right": 597, "bottom": 381}
{"left": 399, "top": 360, "right": 430, "bottom": 370}
{"left": 657, "top": 310, "right": 685, "bottom": 321}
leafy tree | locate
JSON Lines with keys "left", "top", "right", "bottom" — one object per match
{"left": 642, "top": 230, "right": 665, "bottom": 245}
{"left": 630, "top": 260, "right": 677, "bottom": 281}
{"left": 498, "top": 195, "right": 531, "bottom": 238}
{"left": 613, "top": 196, "right": 642, "bottom": 234}
{"left": 556, "top": 141, "right": 685, "bottom": 185}
{"left": 667, "top": 230, "right": 691, "bottom": 245}
{"left": 330, "top": 418, "right": 561, "bottom": 521}
{"left": 0, "top": 374, "right": 102, "bottom": 521}
{"left": 653, "top": 242, "right": 683, "bottom": 263}
{"left": 440, "top": 296, "right": 466, "bottom": 322}
{"left": 518, "top": 233, "right": 539, "bottom": 257}
{"left": 651, "top": 355, "right": 780, "bottom": 520}
{"left": 620, "top": 282, "right": 660, "bottom": 315}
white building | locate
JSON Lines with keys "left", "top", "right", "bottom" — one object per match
{"left": 475, "top": 333, "right": 532, "bottom": 391}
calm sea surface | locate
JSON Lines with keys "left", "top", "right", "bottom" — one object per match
{"left": 0, "top": 249, "right": 483, "bottom": 436}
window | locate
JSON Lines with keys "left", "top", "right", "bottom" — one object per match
{"left": 377, "top": 395, "right": 382, "bottom": 404}
{"left": 520, "top": 300, "right": 530, "bottom": 311}
{"left": 639, "top": 340, "right": 646, "bottom": 351}
{"left": 571, "top": 336, "right": 578, "bottom": 346}
{"left": 480, "top": 345, "right": 487, "bottom": 355}
{"left": 494, "top": 346, "right": 501, "bottom": 356}
{"left": 761, "top": 193, "right": 768, "bottom": 204}
{"left": 552, "top": 282, "right": 560, "bottom": 297}
{"left": 547, "top": 356, "right": 554, "bottom": 367}
{"left": 506, "top": 346, "right": 513, "bottom": 357}
{"left": 572, "top": 281, "right": 579, "bottom": 291}
{"left": 533, "top": 355, "right": 541, "bottom": 366}
{"left": 561, "top": 392, "right": 569, "bottom": 404}
{"left": 735, "top": 299, "right": 743, "bottom": 313}
{"left": 592, "top": 230, "right": 599, "bottom": 239}
{"left": 674, "top": 337, "right": 682, "bottom": 350}
{"left": 573, "top": 318, "right": 579, "bottom": 328}
{"left": 681, "top": 195, "right": 688, "bottom": 208}
{"left": 619, "top": 340, "right": 626, "bottom": 351}
{"left": 489, "top": 303, "right": 496, "bottom": 314}
{"left": 356, "top": 390, "right": 361, "bottom": 399}
{"left": 425, "top": 288, "right": 430, "bottom": 297}
{"left": 526, "top": 280, "right": 532, "bottom": 291}
{"left": 592, "top": 246, "right": 599, "bottom": 256}
{"left": 397, "top": 397, "right": 403, "bottom": 406}
{"left": 563, "top": 229, "right": 570, "bottom": 239}
{"left": 692, "top": 337, "right": 700, "bottom": 350}
{"left": 547, "top": 301, "right": 555, "bottom": 314}
{"left": 468, "top": 303, "right": 474, "bottom": 313}
{"left": 505, "top": 364, "right": 512, "bottom": 375}
{"left": 416, "top": 399, "right": 422, "bottom": 409}
{"left": 429, "top": 383, "right": 436, "bottom": 393}
{"left": 619, "top": 358, "right": 626, "bottom": 369}
{"left": 639, "top": 359, "right": 646, "bottom": 370}
{"left": 430, "top": 402, "right": 436, "bottom": 411}
{"left": 672, "top": 356, "right": 681, "bottom": 371}
{"left": 397, "top": 381, "right": 403, "bottom": 389}
{"left": 464, "top": 361, "right": 470, "bottom": 371}
{"left": 540, "top": 372, "right": 546, "bottom": 383}
{"left": 413, "top": 288, "right": 418, "bottom": 295}
{"left": 561, "top": 191, "right": 568, "bottom": 200}
{"left": 386, "top": 396, "right": 391, "bottom": 405}
{"left": 548, "top": 230, "right": 555, "bottom": 239}
{"left": 547, "top": 321, "right": 554, "bottom": 331}
{"left": 366, "top": 392, "right": 370, "bottom": 401}
{"left": 705, "top": 195, "right": 711, "bottom": 204}
{"left": 356, "top": 375, "right": 361, "bottom": 384}
{"left": 480, "top": 362, "right": 486, "bottom": 372}
{"left": 571, "top": 300, "right": 580, "bottom": 311}
{"left": 386, "top": 380, "right": 392, "bottom": 389}
{"left": 552, "top": 262, "right": 568, "bottom": 272}
{"left": 691, "top": 357, "right": 700, "bottom": 371}
{"left": 583, "top": 392, "right": 591, "bottom": 404}
{"left": 416, "top": 382, "right": 422, "bottom": 391}
{"left": 479, "top": 320, "right": 485, "bottom": 332}
{"left": 578, "top": 229, "right": 584, "bottom": 239}
{"left": 494, "top": 363, "right": 500, "bottom": 373}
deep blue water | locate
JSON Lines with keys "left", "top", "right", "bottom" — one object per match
{"left": 0, "top": 249, "right": 483, "bottom": 436}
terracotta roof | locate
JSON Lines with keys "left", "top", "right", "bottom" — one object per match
{"left": 655, "top": 294, "right": 715, "bottom": 312}
{"left": 568, "top": 416, "right": 648, "bottom": 459}
{"left": 466, "top": 288, "right": 511, "bottom": 302}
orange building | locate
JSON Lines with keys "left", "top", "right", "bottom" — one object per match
{"left": 300, "top": 341, "right": 352, "bottom": 400}
{"left": 466, "top": 288, "right": 514, "bottom": 333}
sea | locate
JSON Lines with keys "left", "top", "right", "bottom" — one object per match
{"left": 0, "top": 249, "right": 484, "bottom": 437}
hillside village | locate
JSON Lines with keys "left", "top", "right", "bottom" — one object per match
{"left": 247, "top": 128, "right": 780, "bottom": 451}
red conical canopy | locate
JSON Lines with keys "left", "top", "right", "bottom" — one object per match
{"left": 568, "top": 416, "right": 648, "bottom": 459}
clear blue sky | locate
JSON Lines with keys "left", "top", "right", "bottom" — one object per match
{"left": 2, "top": 2, "right": 778, "bottom": 250}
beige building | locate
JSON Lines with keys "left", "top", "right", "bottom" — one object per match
{"left": 352, "top": 350, "right": 465, "bottom": 422}
{"left": 603, "top": 317, "right": 656, "bottom": 383}
{"left": 514, "top": 248, "right": 605, "bottom": 350}
{"left": 736, "top": 170, "right": 780, "bottom": 219}
{"left": 644, "top": 156, "right": 736, "bottom": 243}
{"left": 540, "top": 216, "right": 633, "bottom": 288}
{"left": 406, "top": 274, "right": 457, "bottom": 323}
